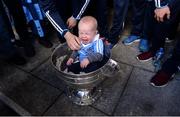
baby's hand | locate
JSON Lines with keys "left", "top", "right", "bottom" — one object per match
{"left": 66, "top": 58, "right": 74, "bottom": 66}
{"left": 80, "top": 58, "right": 90, "bottom": 68}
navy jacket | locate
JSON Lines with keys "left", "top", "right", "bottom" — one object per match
{"left": 154, "top": 0, "right": 179, "bottom": 8}
{"left": 154, "top": 0, "right": 169, "bottom": 8}
{"left": 168, "top": 0, "right": 180, "bottom": 10}
{"left": 38, "top": 0, "right": 90, "bottom": 37}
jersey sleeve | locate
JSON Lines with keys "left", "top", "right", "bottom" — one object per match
{"left": 72, "top": 0, "right": 90, "bottom": 20}
{"left": 154, "top": 0, "right": 169, "bottom": 8}
{"left": 38, "top": 0, "right": 69, "bottom": 37}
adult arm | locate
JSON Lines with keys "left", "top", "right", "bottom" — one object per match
{"left": 154, "top": 0, "right": 179, "bottom": 22}
{"left": 38, "top": 0, "right": 80, "bottom": 50}
{"left": 67, "top": 0, "right": 90, "bottom": 29}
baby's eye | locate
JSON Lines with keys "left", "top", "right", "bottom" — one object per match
{"left": 85, "top": 32, "right": 91, "bottom": 35}
{"left": 79, "top": 32, "right": 84, "bottom": 35}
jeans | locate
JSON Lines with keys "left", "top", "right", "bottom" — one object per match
{"left": 84, "top": 0, "right": 109, "bottom": 37}
{"left": 3, "top": 0, "right": 33, "bottom": 44}
{"left": 162, "top": 38, "right": 180, "bottom": 75}
{"left": 108, "top": 0, "right": 129, "bottom": 44}
{"left": 153, "top": 0, "right": 180, "bottom": 75}
{"left": 150, "top": 1, "right": 180, "bottom": 54}
{"left": 67, "top": 62, "right": 101, "bottom": 74}
{"left": 0, "top": 1, "right": 15, "bottom": 59}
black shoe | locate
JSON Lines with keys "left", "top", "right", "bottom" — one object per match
{"left": 7, "top": 53, "right": 26, "bottom": 65}
{"left": 38, "top": 37, "right": 53, "bottom": 48}
{"left": 24, "top": 44, "right": 36, "bottom": 57}
{"left": 13, "top": 39, "right": 35, "bottom": 57}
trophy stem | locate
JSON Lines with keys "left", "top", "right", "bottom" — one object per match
{"left": 65, "top": 86, "right": 102, "bottom": 106}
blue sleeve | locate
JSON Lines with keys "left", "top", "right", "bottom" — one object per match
{"left": 38, "top": 0, "right": 69, "bottom": 37}
{"left": 94, "top": 39, "right": 104, "bottom": 56}
{"left": 86, "top": 39, "right": 104, "bottom": 63}
{"left": 70, "top": 51, "right": 79, "bottom": 60}
{"left": 72, "top": 0, "right": 90, "bottom": 20}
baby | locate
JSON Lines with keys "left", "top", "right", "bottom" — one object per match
{"left": 66, "top": 16, "right": 104, "bottom": 74}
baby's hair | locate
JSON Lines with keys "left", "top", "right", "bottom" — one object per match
{"left": 78, "top": 16, "right": 98, "bottom": 30}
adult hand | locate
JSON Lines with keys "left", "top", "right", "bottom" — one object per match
{"left": 67, "top": 16, "right": 77, "bottom": 29}
{"left": 154, "top": 6, "right": 170, "bottom": 22}
{"left": 66, "top": 58, "right": 74, "bottom": 66}
{"left": 64, "top": 31, "right": 80, "bottom": 50}
{"left": 80, "top": 58, "right": 90, "bottom": 68}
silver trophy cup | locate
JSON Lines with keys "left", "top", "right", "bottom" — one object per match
{"left": 51, "top": 43, "right": 119, "bottom": 105}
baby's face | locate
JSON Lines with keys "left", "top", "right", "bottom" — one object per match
{"left": 78, "top": 23, "right": 97, "bottom": 45}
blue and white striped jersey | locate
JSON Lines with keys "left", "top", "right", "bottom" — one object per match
{"left": 70, "top": 34, "right": 104, "bottom": 63}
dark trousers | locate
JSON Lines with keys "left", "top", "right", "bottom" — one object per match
{"left": 162, "top": 38, "right": 180, "bottom": 75}
{"left": 155, "top": 1, "right": 180, "bottom": 75}
{"left": 150, "top": 2, "right": 180, "bottom": 55}
{"left": 84, "top": 0, "right": 109, "bottom": 38}
{"left": 131, "top": 0, "right": 154, "bottom": 40}
{"left": 3, "top": 0, "right": 33, "bottom": 44}
{"left": 0, "top": 1, "right": 16, "bottom": 59}
{"left": 131, "top": 0, "right": 146, "bottom": 36}
{"left": 108, "top": 0, "right": 129, "bottom": 44}
{"left": 67, "top": 62, "right": 101, "bottom": 74}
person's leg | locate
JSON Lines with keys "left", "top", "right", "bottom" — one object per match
{"left": 4, "top": 0, "right": 30, "bottom": 41}
{"left": 95, "top": 0, "right": 109, "bottom": 38}
{"left": 25, "top": 2, "right": 53, "bottom": 48}
{"left": 122, "top": 0, "right": 146, "bottom": 46}
{"left": 137, "top": 20, "right": 171, "bottom": 62}
{"left": 137, "top": 1, "right": 179, "bottom": 62}
{"left": 150, "top": 38, "right": 180, "bottom": 87}
{"left": 82, "top": 62, "right": 100, "bottom": 73}
{"left": 131, "top": 0, "right": 146, "bottom": 36}
{"left": 4, "top": 0, "right": 35, "bottom": 57}
{"left": 167, "top": 14, "right": 180, "bottom": 41}
{"left": 162, "top": 39, "right": 180, "bottom": 75}
{"left": 0, "top": 8, "right": 15, "bottom": 59}
{"left": 108, "top": 0, "right": 129, "bottom": 44}
{"left": 0, "top": 4, "right": 26, "bottom": 65}
{"left": 138, "top": 1, "right": 155, "bottom": 52}
{"left": 67, "top": 62, "right": 82, "bottom": 74}
{"left": 150, "top": 5, "right": 180, "bottom": 87}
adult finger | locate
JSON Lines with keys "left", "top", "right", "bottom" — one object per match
{"left": 74, "top": 37, "right": 80, "bottom": 45}
{"left": 160, "top": 16, "right": 164, "bottom": 22}
{"left": 167, "top": 14, "right": 170, "bottom": 19}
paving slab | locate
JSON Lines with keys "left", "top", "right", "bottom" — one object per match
{"left": 0, "top": 61, "right": 18, "bottom": 80}
{"left": 111, "top": 38, "right": 154, "bottom": 72}
{"left": 0, "top": 98, "right": 19, "bottom": 116}
{"left": 17, "top": 35, "right": 60, "bottom": 72}
{"left": 32, "top": 59, "right": 66, "bottom": 90}
{"left": 92, "top": 62, "right": 133, "bottom": 115}
{"left": 0, "top": 67, "right": 61, "bottom": 115}
{"left": 44, "top": 94, "right": 106, "bottom": 116}
{"left": 114, "top": 67, "right": 180, "bottom": 116}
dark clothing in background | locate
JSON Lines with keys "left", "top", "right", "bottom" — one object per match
{"left": 0, "top": 0, "right": 16, "bottom": 59}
